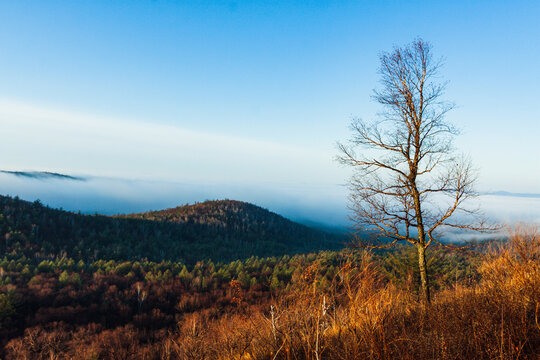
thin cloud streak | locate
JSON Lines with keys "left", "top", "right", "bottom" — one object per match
{"left": 0, "top": 98, "right": 347, "bottom": 185}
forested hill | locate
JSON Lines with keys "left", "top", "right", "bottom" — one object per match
{"left": 123, "top": 200, "right": 311, "bottom": 233}
{"left": 0, "top": 196, "right": 345, "bottom": 264}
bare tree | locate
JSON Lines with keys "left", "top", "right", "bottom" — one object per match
{"left": 136, "top": 282, "right": 147, "bottom": 314}
{"left": 338, "top": 39, "right": 489, "bottom": 303}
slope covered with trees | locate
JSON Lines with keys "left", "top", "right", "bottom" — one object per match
{"left": 0, "top": 228, "right": 537, "bottom": 359}
{"left": 0, "top": 196, "right": 345, "bottom": 264}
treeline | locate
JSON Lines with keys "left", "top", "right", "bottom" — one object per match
{"left": 0, "top": 196, "right": 344, "bottom": 264}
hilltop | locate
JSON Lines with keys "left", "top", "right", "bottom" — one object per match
{"left": 123, "top": 199, "right": 325, "bottom": 236}
{"left": 0, "top": 196, "right": 345, "bottom": 264}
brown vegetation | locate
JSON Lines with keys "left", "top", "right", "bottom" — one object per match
{"left": 3, "top": 226, "right": 538, "bottom": 359}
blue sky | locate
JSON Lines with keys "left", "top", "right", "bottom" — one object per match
{"left": 0, "top": 1, "right": 538, "bottom": 225}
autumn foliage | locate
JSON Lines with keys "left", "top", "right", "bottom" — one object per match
{"left": 0, "top": 226, "right": 538, "bottom": 359}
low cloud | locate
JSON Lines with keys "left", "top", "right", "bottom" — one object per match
{"left": 0, "top": 172, "right": 350, "bottom": 227}
{"left": 0, "top": 171, "right": 538, "bottom": 232}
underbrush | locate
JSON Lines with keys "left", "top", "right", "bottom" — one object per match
{"left": 4, "top": 226, "right": 539, "bottom": 359}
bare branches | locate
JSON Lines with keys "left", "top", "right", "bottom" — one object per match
{"left": 338, "top": 39, "right": 495, "bottom": 302}
{"left": 339, "top": 39, "right": 492, "bottom": 250}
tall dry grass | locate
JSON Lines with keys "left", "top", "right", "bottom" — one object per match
{"left": 166, "top": 225, "right": 539, "bottom": 360}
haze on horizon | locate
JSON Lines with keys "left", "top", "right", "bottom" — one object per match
{"left": 1, "top": 172, "right": 538, "bottom": 235}
{"left": 0, "top": 1, "right": 538, "bottom": 229}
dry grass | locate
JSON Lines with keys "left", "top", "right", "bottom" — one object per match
{"left": 169, "top": 225, "right": 539, "bottom": 360}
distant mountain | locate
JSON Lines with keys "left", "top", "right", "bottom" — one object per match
{"left": 0, "top": 196, "right": 345, "bottom": 264}
{"left": 0, "top": 170, "right": 85, "bottom": 181}
{"left": 484, "top": 191, "right": 540, "bottom": 198}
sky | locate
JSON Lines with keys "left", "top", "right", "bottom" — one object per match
{"left": 0, "top": 0, "right": 538, "bottom": 227}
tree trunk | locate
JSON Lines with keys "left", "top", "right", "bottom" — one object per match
{"left": 411, "top": 184, "right": 431, "bottom": 304}
{"left": 417, "top": 244, "right": 431, "bottom": 304}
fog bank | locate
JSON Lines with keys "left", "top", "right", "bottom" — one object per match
{"left": 0, "top": 172, "right": 538, "bottom": 234}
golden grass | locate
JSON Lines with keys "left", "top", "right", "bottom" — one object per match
{"left": 166, "top": 225, "right": 539, "bottom": 360}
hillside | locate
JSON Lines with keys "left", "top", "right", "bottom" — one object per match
{"left": 123, "top": 200, "right": 326, "bottom": 238}
{"left": 1, "top": 227, "right": 537, "bottom": 359}
{"left": 0, "top": 196, "right": 345, "bottom": 264}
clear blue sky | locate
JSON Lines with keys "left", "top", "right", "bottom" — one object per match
{"left": 0, "top": 1, "right": 538, "bottom": 223}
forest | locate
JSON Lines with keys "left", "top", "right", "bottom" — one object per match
{"left": 0, "top": 195, "right": 538, "bottom": 359}
{"left": 0, "top": 195, "right": 344, "bottom": 264}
